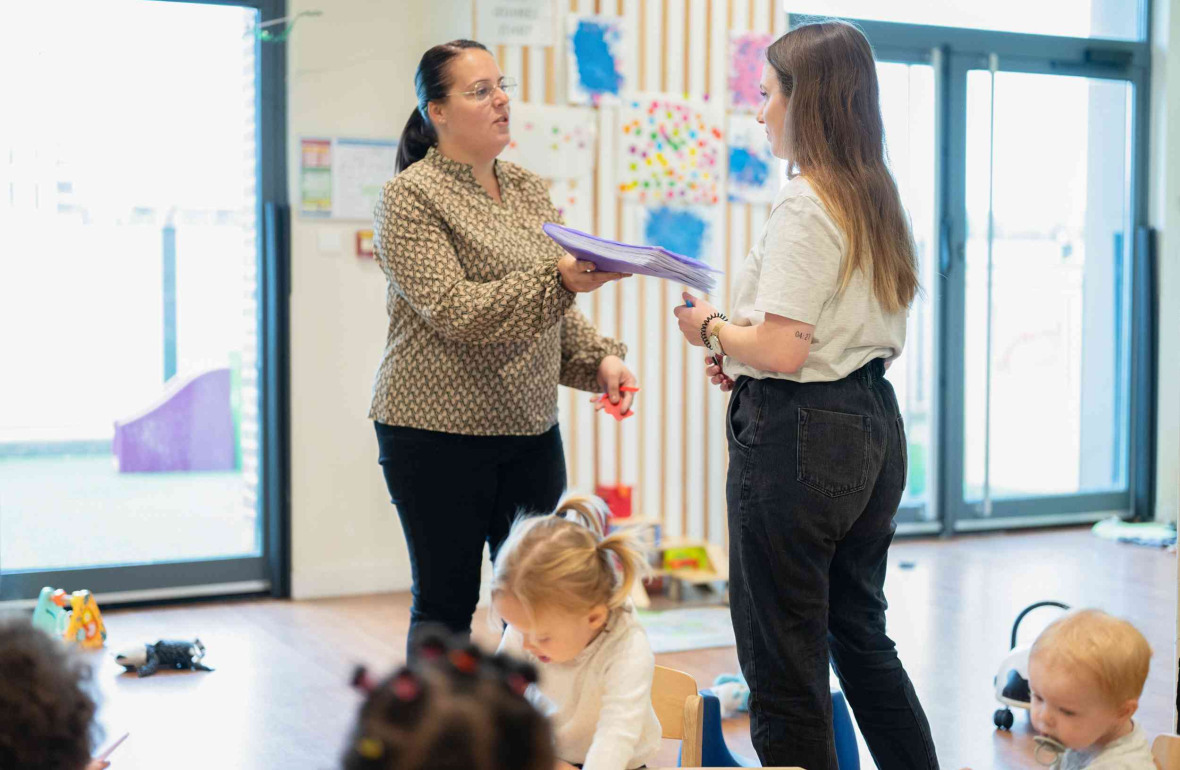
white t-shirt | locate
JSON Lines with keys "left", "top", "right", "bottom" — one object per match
{"left": 724, "top": 175, "right": 907, "bottom": 383}
{"left": 1055, "top": 722, "right": 1156, "bottom": 769}
{"left": 497, "top": 606, "right": 662, "bottom": 770}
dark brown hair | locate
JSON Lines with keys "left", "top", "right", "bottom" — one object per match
{"left": 766, "top": 21, "right": 919, "bottom": 313}
{"left": 343, "top": 633, "right": 553, "bottom": 770}
{"left": 0, "top": 620, "right": 100, "bottom": 770}
{"left": 397, "top": 40, "right": 490, "bottom": 173}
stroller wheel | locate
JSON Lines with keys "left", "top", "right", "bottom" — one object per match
{"left": 994, "top": 708, "right": 1015, "bottom": 730}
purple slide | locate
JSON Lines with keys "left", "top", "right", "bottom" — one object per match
{"left": 113, "top": 368, "right": 235, "bottom": 473}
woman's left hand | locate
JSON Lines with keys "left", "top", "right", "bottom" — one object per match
{"left": 672, "top": 291, "right": 716, "bottom": 348}
{"left": 593, "top": 355, "right": 638, "bottom": 415}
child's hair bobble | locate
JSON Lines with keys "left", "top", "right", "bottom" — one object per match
{"left": 352, "top": 665, "right": 378, "bottom": 694}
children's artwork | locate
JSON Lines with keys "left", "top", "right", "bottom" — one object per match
{"left": 500, "top": 104, "right": 597, "bottom": 180}
{"left": 567, "top": 15, "right": 625, "bottom": 105}
{"left": 618, "top": 96, "right": 725, "bottom": 206}
{"left": 729, "top": 32, "right": 774, "bottom": 113}
{"left": 638, "top": 206, "right": 715, "bottom": 264}
{"left": 726, "top": 114, "right": 782, "bottom": 203}
{"left": 549, "top": 176, "right": 593, "bottom": 232}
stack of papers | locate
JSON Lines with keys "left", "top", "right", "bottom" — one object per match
{"left": 543, "top": 222, "right": 722, "bottom": 294}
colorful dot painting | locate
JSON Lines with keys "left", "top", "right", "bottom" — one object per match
{"left": 500, "top": 104, "right": 597, "bottom": 181}
{"left": 617, "top": 96, "right": 724, "bottom": 206}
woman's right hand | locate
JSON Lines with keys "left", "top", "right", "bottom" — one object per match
{"left": 558, "top": 254, "right": 629, "bottom": 293}
{"left": 705, "top": 353, "right": 734, "bottom": 392}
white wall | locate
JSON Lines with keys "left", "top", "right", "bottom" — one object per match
{"left": 1151, "top": 0, "right": 1180, "bottom": 525}
{"left": 287, "top": 0, "right": 471, "bottom": 598}
{"left": 285, "top": 0, "right": 1180, "bottom": 599}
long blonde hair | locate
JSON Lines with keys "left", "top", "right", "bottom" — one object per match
{"left": 766, "top": 21, "right": 918, "bottom": 313}
{"left": 490, "top": 496, "right": 647, "bottom": 620}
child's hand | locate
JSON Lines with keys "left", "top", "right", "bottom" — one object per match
{"left": 86, "top": 761, "right": 111, "bottom": 770}
{"left": 555, "top": 762, "right": 580, "bottom": 770}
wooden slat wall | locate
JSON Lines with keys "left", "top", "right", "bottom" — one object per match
{"left": 480, "top": 0, "right": 783, "bottom": 544}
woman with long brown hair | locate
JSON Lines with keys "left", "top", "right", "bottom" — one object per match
{"left": 674, "top": 21, "right": 938, "bottom": 770}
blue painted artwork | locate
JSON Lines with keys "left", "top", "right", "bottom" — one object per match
{"left": 568, "top": 16, "right": 624, "bottom": 105}
{"left": 643, "top": 207, "right": 710, "bottom": 262}
{"left": 726, "top": 115, "right": 781, "bottom": 203}
{"left": 729, "top": 147, "right": 771, "bottom": 190}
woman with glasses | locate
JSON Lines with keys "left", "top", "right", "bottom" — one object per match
{"left": 370, "top": 40, "right": 636, "bottom": 654}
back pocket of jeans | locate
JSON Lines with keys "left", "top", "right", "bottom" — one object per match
{"left": 797, "top": 407, "right": 871, "bottom": 497}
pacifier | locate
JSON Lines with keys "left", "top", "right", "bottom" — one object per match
{"left": 1033, "top": 735, "right": 1067, "bottom": 766}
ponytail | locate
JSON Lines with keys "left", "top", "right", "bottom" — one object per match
{"left": 396, "top": 39, "right": 490, "bottom": 173}
{"left": 558, "top": 495, "right": 646, "bottom": 608}
{"left": 556, "top": 495, "right": 609, "bottom": 538}
{"left": 491, "top": 495, "right": 650, "bottom": 619}
{"left": 397, "top": 107, "right": 437, "bottom": 173}
{"left": 597, "top": 535, "right": 645, "bottom": 609}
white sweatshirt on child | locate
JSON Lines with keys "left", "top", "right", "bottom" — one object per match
{"left": 1054, "top": 722, "right": 1156, "bottom": 769}
{"left": 498, "top": 605, "right": 663, "bottom": 770}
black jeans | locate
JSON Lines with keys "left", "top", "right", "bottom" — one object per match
{"left": 726, "top": 359, "right": 938, "bottom": 770}
{"left": 375, "top": 422, "right": 567, "bottom": 655}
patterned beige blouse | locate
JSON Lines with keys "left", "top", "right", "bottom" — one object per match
{"left": 368, "top": 146, "right": 626, "bottom": 436}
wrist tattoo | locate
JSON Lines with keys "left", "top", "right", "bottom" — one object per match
{"left": 795, "top": 330, "right": 812, "bottom": 342}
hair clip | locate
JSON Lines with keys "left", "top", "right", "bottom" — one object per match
{"left": 391, "top": 670, "right": 421, "bottom": 701}
{"left": 506, "top": 672, "right": 529, "bottom": 696}
{"left": 351, "top": 665, "right": 377, "bottom": 694}
{"left": 449, "top": 648, "right": 479, "bottom": 674}
{"left": 356, "top": 737, "right": 385, "bottom": 760}
{"left": 417, "top": 637, "right": 447, "bottom": 661}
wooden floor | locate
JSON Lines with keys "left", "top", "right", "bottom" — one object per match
{"left": 37, "top": 527, "right": 1175, "bottom": 770}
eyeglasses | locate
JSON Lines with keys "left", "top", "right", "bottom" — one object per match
{"left": 448, "top": 77, "right": 517, "bottom": 102}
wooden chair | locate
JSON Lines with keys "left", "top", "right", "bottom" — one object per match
{"left": 652, "top": 665, "right": 705, "bottom": 767}
{"left": 1153, "top": 734, "right": 1180, "bottom": 770}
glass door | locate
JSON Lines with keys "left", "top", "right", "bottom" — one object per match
{"left": 949, "top": 56, "right": 1138, "bottom": 529}
{"left": 796, "top": 16, "right": 1152, "bottom": 532}
{"left": 875, "top": 57, "right": 940, "bottom": 531}
{"left": 0, "top": 0, "right": 287, "bottom": 601}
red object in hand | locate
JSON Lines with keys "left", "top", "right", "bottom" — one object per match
{"left": 598, "top": 385, "right": 640, "bottom": 421}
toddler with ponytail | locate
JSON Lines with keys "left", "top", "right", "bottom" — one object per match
{"left": 491, "top": 496, "right": 661, "bottom": 770}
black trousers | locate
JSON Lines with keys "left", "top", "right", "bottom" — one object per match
{"left": 375, "top": 422, "right": 567, "bottom": 654}
{"left": 726, "top": 359, "right": 939, "bottom": 770}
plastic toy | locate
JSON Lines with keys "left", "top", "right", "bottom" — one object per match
{"left": 595, "top": 483, "right": 633, "bottom": 519}
{"left": 115, "top": 639, "right": 213, "bottom": 677}
{"left": 597, "top": 385, "right": 640, "bottom": 421}
{"left": 32, "top": 587, "right": 107, "bottom": 648}
{"left": 993, "top": 600, "right": 1070, "bottom": 730}
{"left": 32, "top": 586, "right": 70, "bottom": 638}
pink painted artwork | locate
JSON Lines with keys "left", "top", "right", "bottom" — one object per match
{"left": 617, "top": 96, "right": 725, "bottom": 206}
{"left": 729, "top": 32, "right": 774, "bottom": 113}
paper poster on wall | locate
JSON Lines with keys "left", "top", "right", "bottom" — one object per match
{"left": 477, "top": 0, "right": 555, "bottom": 46}
{"left": 501, "top": 104, "right": 597, "bottom": 180}
{"left": 617, "top": 95, "right": 724, "bottom": 206}
{"left": 726, "top": 114, "right": 783, "bottom": 203}
{"left": 550, "top": 176, "right": 593, "bottom": 233}
{"left": 299, "top": 137, "right": 399, "bottom": 220}
{"left": 300, "top": 138, "right": 332, "bottom": 216}
{"left": 332, "top": 138, "right": 399, "bottom": 221}
{"left": 637, "top": 205, "right": 716, "bottom": 264}
{"left": 729, "top": 32, "right": 774, "bottom": 113}
{"left": 567, "top": 15, "right": 625, "bottom": 106}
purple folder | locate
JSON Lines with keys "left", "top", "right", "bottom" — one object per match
{"left": 542, "top": 222, "right": 722, "bottom": 294}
